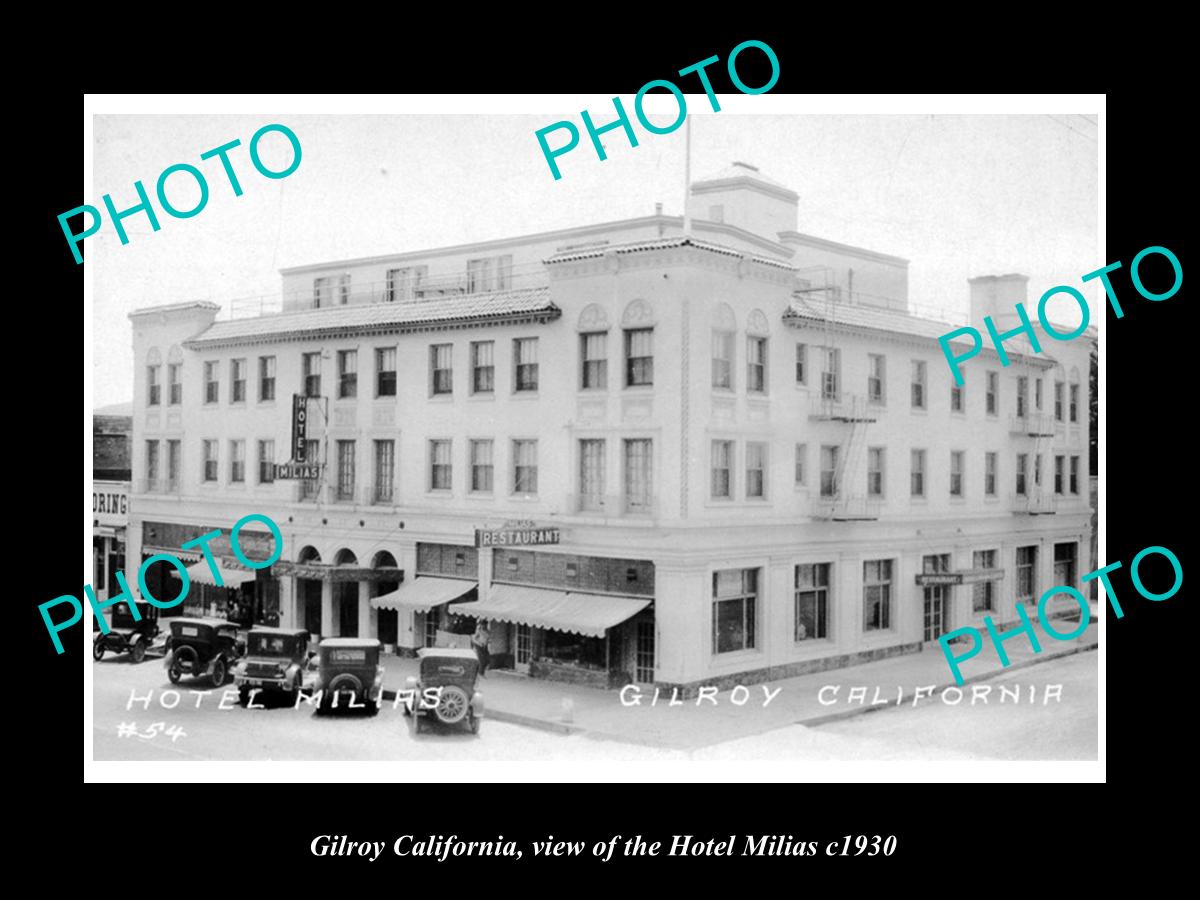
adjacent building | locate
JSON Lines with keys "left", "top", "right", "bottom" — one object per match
{"left": 125, "top": 162, "right": 1094, "bottom": 692}
{"left": 93, "top": 404, "right": 131, "bottom": 609}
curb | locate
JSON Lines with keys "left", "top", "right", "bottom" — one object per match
{"left": 377, "top": 688, "right": 582, "bottom": 735}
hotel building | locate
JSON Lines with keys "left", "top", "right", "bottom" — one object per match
{"left": 125, "top": 162, "right": 1094, "bottom": 692}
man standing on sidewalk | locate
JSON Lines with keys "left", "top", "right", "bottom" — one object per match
{"left": 472, "top": 619, "right": 491, "bottom": 678}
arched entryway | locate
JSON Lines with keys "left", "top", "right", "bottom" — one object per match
{"left": 333, "top": 549, "right": 359, "bottom": 637}
{"left": 297, "top": 546, "right": 323, "bottom": 635}
{"left": 372, "top": 551, "right": 400, "bottom": 648}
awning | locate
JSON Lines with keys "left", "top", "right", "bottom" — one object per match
{"left": 171, "top": 560, "right": 258, "bottom": 587}
{"left": 453, "top": 583, "right": 651, "bottom": 638}
{"left": 371, "top": 577, "right": 475, "bottom": 613}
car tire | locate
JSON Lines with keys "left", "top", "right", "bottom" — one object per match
{"left": 93, "top": 642, "right": 105, "bottom": 661}
{"left": 167, "top": 664, "right": 182, "bottom": 684}
{"left": 211, "top": 657, "right": 227, "bottom": 688}
{"left": 434, "top": 685, "right": 470, "bottom": 725}
{"left": 130, "top": 642, "right": 146, "bottom": 664}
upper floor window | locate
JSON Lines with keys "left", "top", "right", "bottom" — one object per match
{"left": 867, "top": 447, "right": 884, "bottom": 497}
{"left": 911, "top": 360, "right": 927, "bottom": 409}
{"left": 167, "top": 363, "right": 182, "bottom": 405}
{"left": 314, "top": 274, "right": 349, "bottom": 308}
{"left": 145, "top": 440, "right": 159, "bottom": 483}
{"left": 470, "top": 439, "right": 493, "bottom": 493}
{"left": 514, "top": 338, "right": 539, "bottom": 392}
{"left": 746, "top": 337, "right": 767, "bottom": 394}
{"left": 337, "top": 349, "right": 357, "bottom": 399}
{"left": 258, "top": 356, "right": 276, "bottom": 402}
{"left": 986, "top": 371, "right": 998, "bottom": 416}
{"left": 376, "top": 347, "right": 396, "bottom": 397}
{"left": 794, "top": 443, "right": 807, "bottom": 487}
{"left": 950, "top": 450, "right": 964, "bottom": 496}
{"left": 470, "top": 341, "right": 494, "bottom": 394}
{"left": 1016, "top": 453, "right": 1029, "bottom": 495}
{"left": 466, "top": 254, "right": 512, "bottom": 293}
{"left": 950, "top": 376, "right": 964, "bottom": 413}
{"left": 431, "top": 344, "right": 453, "bottom": 395}
{"left": 202, "top": 439, "right": 218, "bottom": 482}
{"left": 711, "top": 440, "right": 733, "bottom": 499}
{"left": 579, "top": 439, "right": 605, "bottom": 509}
{"left": 230, "top": 358, "right": 246, "bottom": 403}
{"left": 229, "top": 439, "right": 246, "bottom": 483}
{"left": 795, "top": 343, "right": 808, "bottom": 385}
{"left": 1017, "top": 375, "right": 1028, "bottom": 418}
{"left": 745, "top": 442, "right": 767, "bottom": 499}
{"left": 386, "top": 265, "right": 427, "bottom": 302}
{"left": 910, "top": 448, "right": 925, "bottom": 497}
{"left": 712, "top": 330, "right": 734, "bottom": 389}
{"left": 258, "top": 440, "right": 275, "bottom": 484}
{"left": 429, "top": 439, "right": 452, "bottom": 491}
{"left": 624, "top": 439, "right": 653, "bottom": 512}
{"left": 581, "top": 333, "right": 607, "bottom": 390}
{"left": 302, "top": 352, "right": 321, "bottom": 398}
{"left": 1054, "top": 380, "right": 1065, "bottom": 421}
{"left": 985, "top": 451, "right": 997, "bottom": 496}
{"left": 512, "top": 439, "right": 538, "bottom": 495}
{"left": 1035, "top": 378, "right": 1044, "bottom": 411}
{"left": 625, "top": 328, "right": 653, "bottom": 387}
{"left": 1069, "top": 383, "right": 1080, "bottom": 423}
{"left": 820, "top": 445, "right": 839, "bottom": 498}
{"left": 867, "top": 354, "right": 885, "bottom": 405}
{"left": 203, "top": 361, "right": 219, "bottom": 404}
{"left": 820, "top": 347, "right": 840, "bottom": 400}
{"left": 1070, "top": 456, "right": 1081, "bottom": 494}
{"left": 147, "top": 365, "right": 161, "bottom": 406}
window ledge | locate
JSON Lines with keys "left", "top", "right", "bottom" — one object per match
{"left": 510, "top": 392, "right": 540, "bottom": 400}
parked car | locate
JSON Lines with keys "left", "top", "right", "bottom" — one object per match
{"left": 233, "top": 627, "right": 312, "bottom": 703}
{"left": 312, "top": 638, "right": 385, "bottom": 712}
{"left": 406, "top": 647, "right": 484, "bottom": 734}
{"left": 93, "top": 600, "right": 159, "bottom": 663}
{"left": 163, "top": 618, "right": 244, "bottom": 688}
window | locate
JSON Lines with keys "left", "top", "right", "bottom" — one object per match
{"left": 581, "top": 333, "right": 607, "bottom": 389}
{"left": 911, "top": 448, "right": 926, "bottom": 497}
{"left": 1054, "top": 381, "right": 1065, "bottom": 421}
{"left": 372, "top": 441, "right": 394, "bottom": 503}
{"left": 314, "top": 274, "right": 349, "bottom": 308}
{"left": 795, "top": 343, "right": 808, "bottom": 385}
{"left": 333, "top": 440, "right": 354, "bottom": 500}
{"left": 820, "top": 347, "right": 840, "bottom": 400}
{"left": 147, "top": 366, "right": 161, "bottom": 406}
{"left": 985, "top": 451, "right": 997, "bottom": 496}
{"left": 203, "top": 361, "right": 219, "bottom": 404}
{"left": 466, "top": 254, "right": 512, "bottom": 293}
{"left": 258, "top": 440, "right": 275, "bottom": 484}
{"left": 513, "top": 338, "right": 538, "bottom": 392}
{"left": 986, "top": 371, "right": 998, "bottom": 415}
{"left": 145, "top": 440, "right": 159, "bottom": 484}
{"left": 385, "top": 265, "right": 427, "bottom": 302}
{"left": 1034, "top": 453, "right": 1043, "bottom": 487}
{"left": 337, "top": 350, "right": 357, "bottom": 399}
{"left": 302, "top": 352, "right": 321, "bottom": 398}
{"left": 868, "top": 354, "right": 886, "bottom": 404}
{"left": 1017, "top": 375, "right": 1028, "bottom": 418}
{"left": 1070, "top": 456, "right": 1080, "bottom": 494}
{"left": 429, "top": 440, "right": 452, "bottom": 491}
{"left": 471, "top": 341, "right": 494, "bottom": 394}
{"left": 579, "top": 439, "right": 605, "bottom": 510}
{"left": 1054, "top": 542, "right": 1078, "bottom": 586}
{"left": 258, "top": 356, "right": 276, "bottom": 402}
{"left": 745, "top": 442, "right": 766, "bottom": 499}
{"left": 431, "top": 344, "right": 453, "bottom": 395}
{"left": 167, "top": 440, "right": 180, "bottom": 490}
{"left": 863, "top": 559, "right": 893, "bottom": 631}
{"left": 469, "top": 440, "right": 493, "bottom": 493}
{"left": 1016, "top": 545, "right": 1038, "bottom": 602}
{"left": 375, "top": 348, "right": 396, "bottom": 397}
{"left": 819, "top": 445, "right": 839, "bottom": 497}
{"left": 794, "top": 563, "right": 830, "bottom": 641}
{"left": 911, "top": 360, "right": 926, "bottom": 409}
{"left": 746, "top": 337, "right": 767, "bottom": 393}
{"left": 300, "top": 440, "right": 320, "bottom": 500}
{"left": 1035, "top": 378, "right": 1044, "bottom": 411}
{"left": 230, "top": 440, "right": 245, "bottom": 483}
{"left": 202, "top": 440, "right": 218, "bottom": 482}
{"left": 624, "top": 439, "right": 653, "bottom": 512}
{"left": 711, "top": 440, "right": 733, "bottom": 499}
{"left": 625, "top": 328, "right": 653, "bottom": 386}
{"left": 950, "top": 450, "right": 964, "bottom": 497}
{"left": 712, "top": 568, "right": 757, "bottom": 653}
{"left": 512, "top": 439, "right": 538, "bottom": 495}
{"left": 867, "top": 447, "right": 884, "bottom": 497}
{"left": 972, "top": 550, "right": 997, "bottom": 612}
{"left": 1016, "top": 453, "right": 1028, "bottom": 495}
{"left": 950, "top": 376, "right": 964, "bottom": 413}
{"left": 1069, "top": 383, "right": 1080, "bottom": 423}
{"left": 712, "top": 330, "right": 733, "bottom": 389}
{"left": 794, "top": 443, "right": 807, "bottom": 486}
{"left": 231, "top": 358, "right": 246, "bottom": 403}
{"left": 1054, "top": 455, "right": 1065, "bottom": 495}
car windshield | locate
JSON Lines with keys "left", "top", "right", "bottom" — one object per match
{"left": 249, "top": 634, "right": 298, "bottom": 657}
{"left": 111, "top": 604, "right": 144, "bottom": 628}
{"left": 420, "top": 657, "right": 477, "bottom": 678}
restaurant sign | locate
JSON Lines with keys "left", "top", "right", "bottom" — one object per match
{"left": 475, "top": 519, "right": 561, "bottom": 548}
{"left": 914, "top": 568, "right": 1005, "bottom": 587}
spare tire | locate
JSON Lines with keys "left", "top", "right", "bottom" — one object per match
{"left": 435, "top": 685, "right": 470, "bottom": 725}
{"left": 327, "top": 674, "right": 363, "bottom": 707}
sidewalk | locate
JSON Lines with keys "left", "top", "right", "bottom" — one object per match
{"left": 380, "top": 619, "right": 1098, "bottom": 751}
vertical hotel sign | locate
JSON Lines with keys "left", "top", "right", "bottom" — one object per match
{"left": 292, "top": 394, "right": 308, "bottom": 461}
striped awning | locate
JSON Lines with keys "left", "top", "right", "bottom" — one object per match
{"left": 371, "top": 577, "right": 474, "bottom": 613}
{"left": 171, "top": 560, "right": 257, "bottom": 587}
{"left": 453, "top": 583, "right": 650, "bottom": 638}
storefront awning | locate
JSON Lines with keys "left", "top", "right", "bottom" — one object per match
{"left": 171, "top": 560, "right": 258, "bottom": 587}
{"left": 454, "top": 583, "right": 650, "bottom": 638}
{"left": 371, "top": 577, "right": 475, "bottom": 613}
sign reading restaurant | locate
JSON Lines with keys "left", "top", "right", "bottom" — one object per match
{"left": 914, "top": 568, "right": 1005, "bottom": 586}
{"left": 475, "top": 519, "right": 561, "bottom": 548}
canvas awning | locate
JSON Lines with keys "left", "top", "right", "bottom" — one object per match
{"left": 171, "top": 560, "right": 257, "bottom": 587}
{"left": 370, "top": 577, "right": 475, "bottom": 613}
{"left": 453, "top": 583, "right": 651, "bottom": 638}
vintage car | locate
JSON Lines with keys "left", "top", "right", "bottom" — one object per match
{"left": 406, "top": 647, "right": 484, "bottom": 734}
{"left": 311, "top": 638, "right": 385, "bottom": 712}
{"left": 92, "top": 600, "right": 159, "bottom": 663}
{"left": 232, "top": 627, "right": 312, "bottom": 703}
{"left": 163, "top": 618, "right": 245, "bottom": 687}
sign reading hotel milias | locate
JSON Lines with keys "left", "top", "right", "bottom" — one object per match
{"left": 475, "top": 519, "right": 561, "bottom": 548}
{"left": 914, "top": 568, "right": 1005, "bottom": 586}
{"left": 274, "top": 394, "right": 323, "bottom": 479}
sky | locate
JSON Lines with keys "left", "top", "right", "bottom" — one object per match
{"left": 90, "top": 108, "right": 1098, "bottom": 408}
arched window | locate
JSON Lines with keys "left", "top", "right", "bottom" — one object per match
{"left": 578, "top": 304, "right": 610, "bottom": 389}
{"left": 621, "top": 300, "right": 655, "bottom": 387}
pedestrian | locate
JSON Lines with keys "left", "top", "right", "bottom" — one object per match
{"left": 471, "top": 619, "right": 491, "bottom": 678}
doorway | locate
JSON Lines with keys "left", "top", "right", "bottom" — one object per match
{"left": 636, "top": 618, "right": 655, "bottom": 683}
{"left": 515, "top": 624, "right": 532, "bottom": 672}
{"left": 923, "top": 586, "right": 948, "bottom": 642}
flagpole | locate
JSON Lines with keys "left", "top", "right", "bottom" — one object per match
{"left": 682, "top": 115, "right": 692, "bottom": 236}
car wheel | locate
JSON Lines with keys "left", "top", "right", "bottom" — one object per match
{"left": 434, "top": 685, "right": 470, "bottom": 725}
{"left": 130, "top": 642, "right": 146, "bottom": 664}
{"left": 211, "top": 657, "right": 227, "bottom": 688}
{"left": 167, "top": 664, "right": 182, "bottom": 684}
{"left": 92, "top": 642, "right": 105, "bottom": 661}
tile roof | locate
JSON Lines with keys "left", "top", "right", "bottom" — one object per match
{"left": 544, "top": 235, "right": 794, "bottom": 271}
{"left": 183, "top": 286, "right": 559, "bottom": 347}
